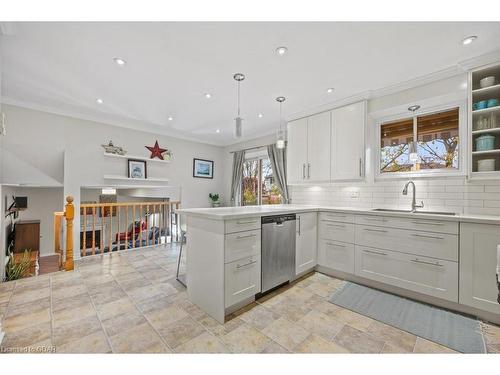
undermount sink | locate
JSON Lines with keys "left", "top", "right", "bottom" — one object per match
{"left": 372, "top": 208, "right": 456, "bottom": 216}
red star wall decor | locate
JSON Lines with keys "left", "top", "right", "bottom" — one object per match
{"left": 145, "top": 140, "right": 168, "bottom": 160}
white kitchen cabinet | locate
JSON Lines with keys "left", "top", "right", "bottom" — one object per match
{"left": 330, "top": 101, "right": 366, "bottom": 180}
{"left": 318, "top": 239, "right": 355, "bottom": 274}
{"left": 306, "top": 111, "right": 331, "bottom": 181}
{"left": 224, "top": 254, "right": 261, "bottom": 308}
{"left": 355, "top": 245, "right": 458, "bottom": 302}
{"left": 286, "top": 112, "right": 330, "bottom": 183}
{"left": 286, "top": 117, "right": 308, "bottom": 183}
{"left": 295, "top": 212, "right": 317, "bottom": 275}
{"left": 459, "top": 223, "right": 500, "bottom": 315}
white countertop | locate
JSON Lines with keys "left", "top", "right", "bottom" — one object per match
{"left": 177, "top": 204, "right": 500, "bottom": 225}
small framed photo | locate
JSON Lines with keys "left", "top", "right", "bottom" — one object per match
{"left": 193, "top": 158, "right": 214, "bottom": 179}
{"left": 128, "top": 159, "right": 147, "bottom": 179}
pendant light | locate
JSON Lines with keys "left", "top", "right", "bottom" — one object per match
{"left": 408, "top": 105, "right": 421, "bottom": 164}
{"left": 276, "top": 96, "right": 286, "bottom": 149}
{"left": 233, "top": 73, "right": 245, "bottom": 139}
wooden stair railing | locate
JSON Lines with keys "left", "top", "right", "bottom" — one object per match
{"left": 53, "top": 211, "right": 64, "bottom": 270}
{"left": 64, "top": 196, "right": 75, "bottom": 271}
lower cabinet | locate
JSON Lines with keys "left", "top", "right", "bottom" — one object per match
{"left": 295, "top": 212, "right": 317, "bottom": 275}
{"left": 354, "top": 245, "right": 458, "bottom": 302}
{"left": 459, "top": 223, "right": 500, "bottom": 315}
{"left": 224, "top": 254, "right": 261, "bottom": 308}
{"left": 318, "top": 239, "right": 355, "bottom": 274}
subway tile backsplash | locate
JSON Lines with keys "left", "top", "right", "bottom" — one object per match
{"left": 289, "top": 177, "right": 500, "bottom": 216}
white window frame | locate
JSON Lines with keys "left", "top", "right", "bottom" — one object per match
{"left": 374, "top": 99, "right": 467, "bottom": 180}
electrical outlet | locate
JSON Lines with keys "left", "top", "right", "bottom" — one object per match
{"left": 350, "top": 191, "right": 360, "bottom": 199}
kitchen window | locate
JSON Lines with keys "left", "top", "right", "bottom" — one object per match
{"left": 242, "top": 157, "right": 282, "bottom": 206}
{"left": 379, "top": 107, "right": 460, "bottom": 176}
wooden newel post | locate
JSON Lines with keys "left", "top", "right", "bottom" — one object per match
{"left": 64, "top": 196, "right": 75, "bottom": 271}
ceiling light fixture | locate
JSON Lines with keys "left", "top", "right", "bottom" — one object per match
{"left": 276, "top": 46, "right": 288, "bottom": 56}
{"left": 462, "top": 36, "right": 477, "bottom": 45}
{"left": 96, "top": 98, "right": 104, "bottom": 104}
{"left": 168, "top": 116, "right": 173, "bottom": 121}
{"left": 408, "top": 105, "right": 421, "bottom": 164}
{"left": 233, "top": 73, "right": 245, "bottom": 139}
{"left": 276, "top": 96, "right": 286, "bottom": 149}
{"left": 204, "top": 93, "right": 212, "bottom": 99}
{"left": 258, "top": 113, "right": 263, "bottom": 118}
{"left": 216, "top": 129, "right": 221, "bottom": 133}
{"left": 327, "top": 88, "right": 334, "bottom": 94}
{"left": 113, "top": 57, "right": 126, "bottom": 66}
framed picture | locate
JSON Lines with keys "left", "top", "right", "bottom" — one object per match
{"left": 193, "top": 158, "right": 214, "bottom": 179}
{"left": 128, "top": 159, "right": 147, "bottom": 179}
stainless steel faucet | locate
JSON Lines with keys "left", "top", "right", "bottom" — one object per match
{"left": 402, "top": 181, "right": 424, "bottom": 212}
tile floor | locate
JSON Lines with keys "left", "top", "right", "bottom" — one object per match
{"left": 0, "top": 244, "right": 499, "bottom": 354}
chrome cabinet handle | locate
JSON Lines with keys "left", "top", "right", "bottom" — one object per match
{"left": 302, "top": 163, "right": 306, "bottom": 179}
{"left": 326, "top": 242, "right": 346, "bottom": 248}
{"left": 297, "top": 216, "right": 301, "bottom": 235}
{"left": 236, "top": 234, "right": 257, "bottom": 239}
{"left": 411, "top": 233, "right": 444, "bottom": 240}
{"left": 326, "top": 214, "right": 346, "bottom": 218}
{"left": 363, "top": 249, "right": 387, "bottom": 256}
{"left": 307, "top": 163, "right": 311, "bottom": 179}
{"left": 236, "top": 260, "right": 258, "bottom": 269}
{"left": 364, "top": 228, "right": 388, "bottom": 233}
{"left": 236, "top": 220, "right": 258, "bottom": 225}
{"left": 362, "top": 217, "right": 388, "bottom": 222}
{"left": 411, "top": 258, "right": 443, "bottom": 267}
{"left": 411, "top": 220, "right": 445, "bottom": 226}
{"left": 359, "top": 158, "right": 363, "bottom": 177}
{"left": 325, "top": 223, "right": 346, "bottom": 228}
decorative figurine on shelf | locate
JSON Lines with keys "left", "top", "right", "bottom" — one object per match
{"left": 145, "top": 140, "right": 168, "bottom": 160}
{"left": 101, "top": 140, "right": 127, "bottom": 155}
{"left": 209, "top": 193, "right": 221, "bottom": 207}
{"left": 161, "top": 149, "right": 173, "bottom": 161}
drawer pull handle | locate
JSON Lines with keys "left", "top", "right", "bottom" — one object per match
{"left": 326, "top": 223, "right": 346, "bottom": 228}
{"left": 411, "top": 258, "right": 443, "bottom": 267}
{"left": 326, "top": 242, "right": 346, "bottom": 248}
{"left": 411, "top": 233, "right": 444, "bottom": 240}
{"left": 326, "top": 214, "right": 346, "bottom": 218}
{"left": 236, "top": 220, "right": 258, "bottom": 225}
{"left": 236, "top": 234, "right": 257, "bottom": 240}
{"left": 236, "top": 260, "right": 258, "bottom": 269}
{"left": 364, "top": 228, "right": 388, "bottom": 233}
{"left": 411, "top": 221, "right": 445, "bottom": 226}
{"left": 363, "top": 249, "right": 387, "bottom": 256}
{"left": 363, "top": 217, "right": 388, "bottom": 222}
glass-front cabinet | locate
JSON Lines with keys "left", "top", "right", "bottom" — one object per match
{"left": 469, "top": 62, "right": 500, "bottom": 177}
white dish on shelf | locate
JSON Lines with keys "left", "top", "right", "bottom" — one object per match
{"left": 480, "top": 76, "right": 495, "bottom": 88}
{"left": 477, "top": 159, "right": 495, "bottom": 172}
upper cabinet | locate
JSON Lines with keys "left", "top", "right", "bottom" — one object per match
{"left": 287, "top": 101, "right": 366, "bottom": 184}
{"left": 331, "top": 101, "right": 366, "bottom": 180}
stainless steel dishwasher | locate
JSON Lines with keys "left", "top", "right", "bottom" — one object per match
{"left": 261, "top": 214, "right": 296, "bottom": 293}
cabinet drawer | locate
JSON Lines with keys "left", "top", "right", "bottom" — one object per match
{"left": 355, "top": 214, "right": 458, "bottom": 234}
{"left": 225, "top": 255, "right": 261, "bottom": 308}
{"left": 319, "top": 211, "right": 355, "bottom": 224}
{"left": 318, "top": 239, "right": 354, "bottom": 274}
{"left": 355, "top": 225, "right": 458, "bottom": 261}
{"left": 225, "top": 229, "right": 261, "bottom": 263}
{"left": 355, "top": 245, "right": 458, "bottom": 302}
{"left": 225, "top": 217, "right": 261, "bottom": 234}
{"left": 319, "top": 220, "right": 354, "bottom": 244}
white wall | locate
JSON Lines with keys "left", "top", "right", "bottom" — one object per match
{"left": 289, "top": 73, "right": 500, "bottom": 215}
{"left": 1, "top": 104, "right": 227, "bottom": 256}
{"left": 2, "top": 186, "right": 63, "bottom": 256}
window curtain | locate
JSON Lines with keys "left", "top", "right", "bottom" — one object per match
{"left": 230, "top": 150, "right": 245, "bottom": 206}
{"left": 267, "top": 144, "right": 290, "bottom": 204}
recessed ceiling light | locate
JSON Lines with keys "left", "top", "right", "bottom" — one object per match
{"left": 113, "top": 57, "right": 126, "bottom": 66}
{"left": 258, "top": 113, "right": 263, "bottom": 118}
{"left": 276, "top": 46, "right": 288, "bottom": 56}
{"left": 205, "top": 93, "right": 212, "bottom": 99}
{"left": 96, "top": 98, "right": 104, "bottom": 104}
{"left": 168, "top": 116, "right": 173, "bottom": 121}
{"left": 462, "top": 36, "right": 477, "bottom": 45}
{"left": 216, "top": 129, "right": 221, "bottom": 133}
{"left": 326, "top": 88, "right": 334, "bottom": 94}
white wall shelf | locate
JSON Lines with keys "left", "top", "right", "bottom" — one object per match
{"left": 103, "top": 152, "right": 171, "bottom": 164}
{"left": 103, "top": 174, "right": 170, "bottom": 182}
{"left": 471, "top": 149, "right": 500, "bottom": 156}
{"left": 472, "top": 127, "right": 500, "bottom": 135}
{"left": 472, "top": 106, "right": 500, "bottom": 116}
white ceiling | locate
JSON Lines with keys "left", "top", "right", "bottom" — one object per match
{"left": 2, "top": 22, "right": 500, "bottom": 146}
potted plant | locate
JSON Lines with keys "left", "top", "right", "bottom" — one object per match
{"left": 5, "top": 249, "right": 32, "bottom": 281}
{"left": 209, "top": 193, "right": 221, "bottom": 207}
